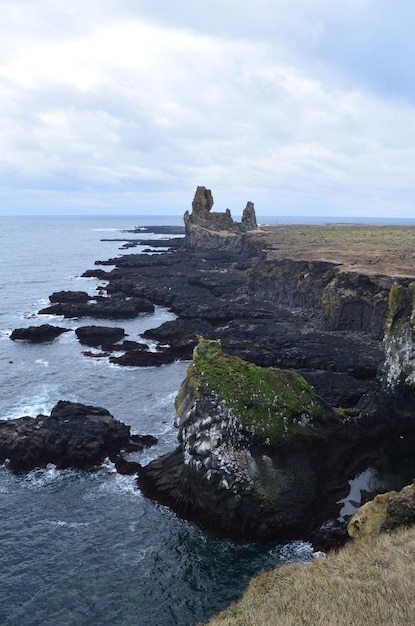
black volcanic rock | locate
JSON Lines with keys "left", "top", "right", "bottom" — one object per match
{"left": 75, "top": 325, "right": 126, "bottom": 348}
{"left": 0, "top": 401, "right": 132, "bottom": 471}
{"left": 49, "top": 290, "right": 91, "bottom": 303}
{"left": 142, "top": 318, "right": 214, "bottom": 348}
{"left": 10, "top": 324, "right": 70, "bottom": 343}
{"left": 110, "top": 349, "right": 178, "bottom": 367}
{"left": 39, "top": 294, "right": 154, "bottom": 319}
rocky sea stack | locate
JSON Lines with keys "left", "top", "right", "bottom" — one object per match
{"left": 137, "top": 339, "right": 410, "bottom": 544}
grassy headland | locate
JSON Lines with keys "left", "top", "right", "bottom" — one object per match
{"left": 205, "top": 526, "right": 415, "bottom": 626}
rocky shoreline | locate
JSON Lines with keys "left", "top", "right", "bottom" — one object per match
{"left": 8, "top": 186, "right": 415, "bottom": 549}
{"left": 0, "top": 400, "right": 156, "bottom": 473}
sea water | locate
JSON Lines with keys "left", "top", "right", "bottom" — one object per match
{"left": 0, "top": 216, "right": 314, "bottom": 626}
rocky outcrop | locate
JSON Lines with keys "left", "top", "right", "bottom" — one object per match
{"left": 183, "top": 186, "right": 260, "bottom": 253}
{"left": 241, "top": 201, "right": 257, "bottom": 231}
{"left": 75, "top": 325, "right": 126, "bottom": 348}
{"left": 137, "top": 340, "right": 404, "bottom": 543}
{"left": 348, "top": 482, "right": 415, "bottom": 539}
{"left": 248, "top": 260, "right": 394, "bottom": 340}
{"left": 39, "top": 292, "right": 154, "bottom": 319}
{"left": 0, "top": 401, "right": 137, "bottom": 471}
{"left": 10, "top": 324, "right": 70, "bottom": 343}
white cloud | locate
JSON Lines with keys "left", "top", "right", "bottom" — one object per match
{"left": 1, "top": 1, "right": 415, "bottom": 216}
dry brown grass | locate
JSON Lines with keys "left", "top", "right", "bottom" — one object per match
{"left": 253, "top": 225, "right": 415, "bottom": 277}
{"left": 205, "top": 526, "right": 415, "bottom": 626}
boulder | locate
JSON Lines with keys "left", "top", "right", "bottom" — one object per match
{"left": 75, "top": 325, "right": 126, "bottom": 348}
{"left": 0, "top": 401, "right": 133, "bottom": 471}
{"left": 10, "top": 324, "right": 70, "bottom": 343}
{"left": 49, "top": 290, "right": 91, "bottom": 303}
{"left": 348, "top": 483, "right": 415, "bottom": 539}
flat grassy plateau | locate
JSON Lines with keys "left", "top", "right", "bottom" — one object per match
{"left": 256, "top": 224, "right": 415, "bottom": 278}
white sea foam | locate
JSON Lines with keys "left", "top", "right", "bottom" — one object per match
{"left": 45, "top": 520, "right": 90, "bottom": 529}
{"left": 58, "top": 330, "right": 77, "bottom": 343}
{"left": 35, "top": 359, "right": 49, "bottom": 367}
{"left": 2, "top": 388, "right": 60, "bottom": 420}
{"left": 93, "top": 228, "right": 123, "bottom": 232}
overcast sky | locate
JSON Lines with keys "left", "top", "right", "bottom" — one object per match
{"left": 1, "top": 0, "right": 415, "bottom": 217}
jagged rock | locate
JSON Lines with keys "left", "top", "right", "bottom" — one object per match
{"left": 142, "top": 318, "right": 214, "bottom": 348}
{"left": 49, "top": 290, "right": 91, "bottom": 303}
{"left": 0, "top": 401, "right": 132, "bottom": 471}
{"left": 183, "top": 186, "right": 259, "bottom": 249}
{"left": 348, "top": 483, "right": 415, "bottom": 539}
{"left": 10, "top": 324, "right": 70, "bottom": 343}
{"left": 110, "top": 345, "right": 190, "bottom": 367}
{"left": 75, "top": 325, "right": 126, "bottom": 348}
{"left": 112, "top": 455, "right": 142, "bottom": 475}
{"left": 241, "top": 201, "right": 257, "bottom": 231}
{"left": 129, "top": 434, "right": 158, "bottom": 450}
{"left": 39, "top": 294, "right": 154, "bottom": 319}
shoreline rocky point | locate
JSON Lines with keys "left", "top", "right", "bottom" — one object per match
{"left": 6, "top": 186, "right": 415, "bottom": 549}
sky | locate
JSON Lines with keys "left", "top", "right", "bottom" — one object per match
{"left": 1, "top": 0, "right": 415, "bottom": 217}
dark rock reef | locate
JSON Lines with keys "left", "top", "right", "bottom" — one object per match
{"left": 10, "top": 324, "right": 70, "bottom": 343}
{"left": 0, "top": 400, "right": 156, "bottom": 473}
{"left": 75, "top": 325, "right": 126, "bottom": 349}
{"left": 39, "top": 291, "right": 154, "bottom": 319}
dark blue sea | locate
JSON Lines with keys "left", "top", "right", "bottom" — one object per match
{"left": 0, "top": 216, "right": 316, "bottom": 626}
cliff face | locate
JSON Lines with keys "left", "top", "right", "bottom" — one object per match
{"left": 248, "top": 259, "right": 394, "bottom": 340}
{"left": 382, "top": 282, "right": 415, "bottom": 401}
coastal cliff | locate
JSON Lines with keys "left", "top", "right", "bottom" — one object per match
{"left": 22, "top": 186, "right": 415, "bottom": 545}
{"left": 135, "top": 188, "right": 415, "bottom": 544}
{"left": 137, "top": 338, "right": 410, "bottom": 544}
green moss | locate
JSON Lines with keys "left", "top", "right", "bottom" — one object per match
{"left": 191, "top": 339, "right": 334, "bottom": 443}
{"left": 334, "top": 407, "right": 362, "bottom": 420}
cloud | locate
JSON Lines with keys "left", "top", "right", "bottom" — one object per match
{"left": 0, "top": 1, "right": 415, "bottom": 216}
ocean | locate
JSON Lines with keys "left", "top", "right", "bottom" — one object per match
{"left": 0, "top": 216, "right": 314, "bottom": 626}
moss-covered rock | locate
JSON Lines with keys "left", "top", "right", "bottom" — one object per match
{"left": 181, "top": 338, "right": 336, "bottom": 445}
{"left": 139, "top": 339, "right": 392, "bottom": 543}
